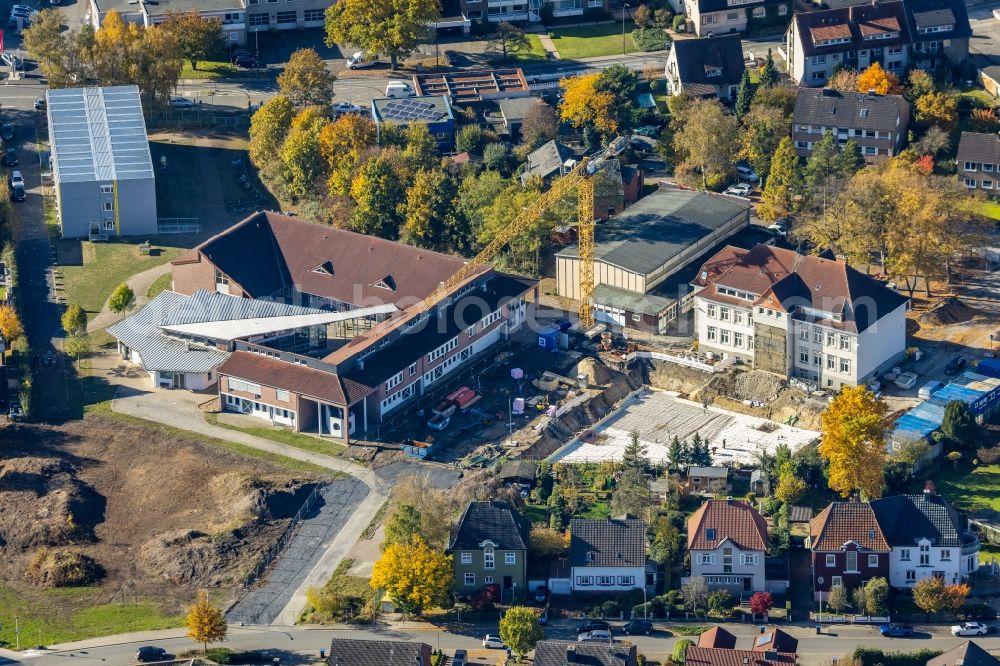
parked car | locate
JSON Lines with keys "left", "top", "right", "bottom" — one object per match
{"left": 169, "top": 96, "right": 194, "bottom": 108}
{"left": 385, "top": 82, "right": 415, "bottom": 98}
{"left": 534, "top": 585, "right": 548, "bottom": 603}
{"left": 10, "top": 170, "right": 24, "bottom": 188}
{"left": 633, "top": 125, "right": 659, "bottom": 138}
{"left": 333, "top": 102, "right": 364, "bottom": 115}
{"left": 234, "top": 54, "right": 258, "bottom": 68}
{"left": 3, "top": 148, "right": 17, "bottom": 166}
{"left": 736, "top": 163, "right": 760, "bottom": 182}
{"left": 482, "top": 635, "right": 506, "bottom": 649}
{"left": 11, "top": 183, "right": 25, "bottom": 202}
{"left": 345, "top": 51, "right": 378, "bottom": 69}
{"left": 230, "top": 48, "right": 252, "bottom": 63}
{"left": 767, "top": 223, "right": 787, "bottom": 237}
{"left": 135, "top": 646, "right": 168, "bottom": 662}
{"left": 578, "top": 629, "right": 613, "bottom": 643}
{"left": 621, "top": 619, "right": 653, "bottom": 635}
{"left": 951, "top": 622, "right": 988, "bottom": 637}
{"left": 1, "top": 124, "right": 13, "bottom": 141}
{"left": 879, "top": 624, "right": 914, "bottom": 637}
{"left": 33, "top": 98, "right": 45, "bottom": 110}
{"left": 452, "top": 649, "right": 467, "bottom": 666}
{"left": 945, "top": 355, "right": 968, "bottom": 374}
{"left": 724, "top": 183, "right": 752, "bottom": 197}
{"left": 575, "top": 619, "right": 611, "bottom": 634}
{"left": 629, "top": 138, "right": 648, "bottom": 151}
{"left": 11, "top": 5, "right": 38, "bottom": 16}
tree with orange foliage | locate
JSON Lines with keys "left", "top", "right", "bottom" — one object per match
{"left": 559, "top": 73, "right": 618, "bottom": 135}
{"left": 819, "top": 385, "right": 887, "bottom": 500}
{"left": 856, "top": 62, "right": 902, "bottom": 95}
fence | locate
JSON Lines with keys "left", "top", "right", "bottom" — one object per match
{"left": 157, "top": 218, "right": 202, "bottom": 234}
{"left": 239, "top": 480, "right": 329, "bottom": 590}
{"left": 625, "top": 350, "right": 727, "bottom": 373}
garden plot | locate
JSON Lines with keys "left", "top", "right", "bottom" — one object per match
{"left": 548, "top": 389, "right": 820, "bottom": 465}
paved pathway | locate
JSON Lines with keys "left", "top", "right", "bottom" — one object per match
{"left": 537, "top": 33, "right": 561, "bottom": 60}
{"left": 87, "top": 262, "right": 173, "bottom": 333}
{"left": 110, "top": 385, "right": 389, "bottom": 626}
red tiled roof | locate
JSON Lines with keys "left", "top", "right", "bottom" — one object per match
{"left": 810, "top": 23, "right": 852, "bottom": 40}
{"left": 859, "top": 16, "right": 900, "bottom": 34}
{"left": 698, "top": 627, "right": 737, "bottom": 649}
{"left": 752, "top": 630, "right": 798, "bottom": 654}
{"left": 217, "top": 350, "right": 372, "bottom": 406}
{"left": 687, "top": 499, "right": 768, "bottom": 551}
{"left": 809, "top": 501, "right": 891, "bottom": 552}
{"left": 685, "top": 648, "right": 796, "bottom": 666}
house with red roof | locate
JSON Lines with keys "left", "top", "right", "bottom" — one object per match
{"left": 686, "top": 498, "right": 769, "bottom": 596}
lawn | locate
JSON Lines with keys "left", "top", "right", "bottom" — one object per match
{"left": 549, "top": 22, "right": 638, "bottom": 60}
{"left": 958, "top": 87, "right": 997, "bottom": 109}
{"left": 913, "top": 463, "right": 1000, "bottom": 512}
{"left": 0, "top": 584, "right": 183, "bottom": 648}
{"left": 299, "top": 558, "right": 373, "bottom": 623}
{"left": 56, "top": 241, "right": 185, "bottom": 315}
{"left": 502, "top": 34, "right": 550, "bottom": 63}
{"left": 146, "top": 272, "right": 173, "bottom": 299}
{"left": 205, "top": 413, "right": 347, "bottom": 458}
{"left": 180, "top": 60, "right": 237, "bottom": 80}
{"left": 973, "top": 199, "right": 1000, "bottom": 221}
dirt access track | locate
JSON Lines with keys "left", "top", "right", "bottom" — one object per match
{"left": 0, "top": 415, "right": 321, "bottom": 620}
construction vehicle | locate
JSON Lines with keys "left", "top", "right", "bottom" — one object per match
{"left": 420, "top": 136, "right": 630, "bottom": 328}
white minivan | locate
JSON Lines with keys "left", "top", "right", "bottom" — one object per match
{"left": 385, "top": 82, "right": 415, "bottom": 98}
{"left": 345, "top": 51, "right": 377, "bottom": 69}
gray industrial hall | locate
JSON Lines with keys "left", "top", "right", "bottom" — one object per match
{"left": 46, "top": 85, "right": 157, "bottom": 240}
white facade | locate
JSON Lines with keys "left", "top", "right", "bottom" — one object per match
{"left": 887, "top": 539, "right": 979, "bottom": 588}
{"left": 694, "top": 295, "right": 758, "bottom": 364}
{"left": 571, "top": 565, "right": 645, "bottom": 592}
{"left": 689, "top": 541, "right": 766, "bottom": 593}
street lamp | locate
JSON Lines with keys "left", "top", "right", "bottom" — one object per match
{"left": 622, "top": 3, "right": 630, "bottom": 56}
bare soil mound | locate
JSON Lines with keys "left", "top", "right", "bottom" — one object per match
{"left": 702, "top": 369, "right": 786, "bottom": 403}
{"left": 575, "top": 358, "right": 614, "bottom": 387}
{"left": 25, "top": 548, "right": 104, "bottom": 587}
{"left": 918, "top": 297, "right": 981, "bottom": 327}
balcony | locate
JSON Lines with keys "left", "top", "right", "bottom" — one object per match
{"left": 962, "top": 532, "right": 980, "bottom": 557}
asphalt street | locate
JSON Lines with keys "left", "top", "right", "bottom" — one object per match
{"left": 15, "top": 620, "right": 1000, "bottom": 666}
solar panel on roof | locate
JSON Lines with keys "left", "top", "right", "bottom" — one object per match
{"left": 382, "top": 99, "right": 445, "bottom": 121}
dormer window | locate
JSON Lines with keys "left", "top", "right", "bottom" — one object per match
{"left": 706, "top": 528, "right": 716, "bottom": 540}
{"left": 705, "top": 66, "right": 722, "bottom": 77}
{"left": 587, "top": 551, "right": 596, "bottom": 563}
{"left": 311, "top": 260, "right": 334, "bottom": 275}
{"left": 372, "top": 275, "right": 397, "bottom": 291}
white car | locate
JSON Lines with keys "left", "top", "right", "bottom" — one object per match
{"left": 333, "top": 102, "right": 364, "bottom": 115}
{"left": 736, "top": 163, "right": 760, "bottom": 182}
{"left": 345, "top": 51, "right": 378, "bottom": 69}
{"left": 767, "top": 223, "right": 787, "bottom": 236}
{"left": 724, "top": 183, "right": 752, "bottom": 197}
{"left": 951, "top": 622, "right": 988, "bottom": 637}
{"left": 11, "top": 5, "right": 37, "bottom": 14}
{"left": 169, "top": 97, "right": 194, "bottom": 108}
{"left": 578, "top": 629, "right": 613, "bottom": 643}
{"left": 482, "top": 635, "right": 505, "bottom": 649}
{"left": 10, "top": 170, "right": 24, "bottom": 188}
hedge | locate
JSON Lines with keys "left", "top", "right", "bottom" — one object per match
{"left": 852, "top": 648, "right": 944, "bottom": 666}
{"left": 632, "top": 27, "right": 669, "bottom": 52}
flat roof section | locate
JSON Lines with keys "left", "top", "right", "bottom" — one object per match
{"left": 412, "top": 68, "right": 529, "bottom": 101}
{"left": 548, "top": 389, "right": 819, "bottom": 465}
{"left": 47, "top": 85, "right": 154, "bottom": 183}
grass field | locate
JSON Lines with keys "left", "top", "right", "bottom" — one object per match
{"left": 916, "top": 463, "right": 1000, "bottom": 512}
{"left": 549, "top": 22, "right": 638, "bottom": 59}
{"left": 503, "top": 34, "right": 550, "bottom": 63}
{"left": 0, "top": 585, "right": 182, "bottom": 648}
{"left": 180, "top": 60, "right": 237, "bottom": 80}
{"left": 205, "top": 413, "right": 347, "bottom": 458}
{"left": 146, "top": 272, "right": 173, "bottom": 300}
{"left": 975, "top": 199, "right": 1000, "bottom": 221}
{"left": 57, "top": 241, "right": 185, "bottom": 315}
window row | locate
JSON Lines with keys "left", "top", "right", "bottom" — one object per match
{"left": 965, "top": 178, "right": 995, "bottom": 190}
{"left": 459, "top": 551, "right": 516, "bottom": 565}
{"left": 228, "top": 378, "right": 261, "bottom": 396}
{"left": 427, "top": 336, "right": 459, "bottom": 363}
{"left": 705, "top": 304, "right": 750, "bottom": 325}
{"left": 963, "top": 162, "right": 997, "bottom": 173}
{"left": 381, "top": 383, "right": 414, "bottom": 413}
{"left": 247, "top": 9, "right": 323, "bottom": 23}
{"left": 575, "top": 575, "right": 635, "bottom": 586}
{"left": 705, "top": 327, "right": 753, "bottom": 350}
{"left": 796, "top": 126, "right": 890, "bottom": 140}
{"left": 824, "top": 552, "right": 879, "bottom": 568}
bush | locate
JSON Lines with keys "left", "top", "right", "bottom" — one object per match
{"left": 204, "top": 648, "right": 233, "bottom": 664}
{"left": 26, "top": 548, "right": 104, "bottom": 587}
{"left": 665, "top": 589, "right": 680, "bottom": 605}
{"left": 759, "top": 496, "right": 783, "bottom": 516}
{"left": 672, "top": 638, "right": 694, "bottom": 665}
{"left": 456, "top": 125, "right": 487, "bottom": 155}
{"left": 852, "top": 648, "right": 943, "bottom": 666}
{"left": 672, "top": 14, "right": 686, "bottom": 31}
{"left": 977, "top": 446, "right": 1000, "bottom": 464}
{"left": 631, "top": 27, "right": 669, "bottom": 52}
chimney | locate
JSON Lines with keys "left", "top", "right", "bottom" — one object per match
{"left": 567, "top": 646, "right": 578, "bottom": 663}
{"left": 868, "top": 88, "right": 876, "bottom": 95}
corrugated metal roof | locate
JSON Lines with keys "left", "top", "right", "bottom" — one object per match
{"left": 162, "top": 303, "right": 396, "bottom": 341}
{"left": 47, "top": 85, "right": 154, "bottom": 183}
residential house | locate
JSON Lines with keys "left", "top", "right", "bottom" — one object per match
{"left": 558, "top": 187, "right": 751, "bottom": 335}
{"left": 870, "top": 491, "right": 979, "bottom": 588}
{"left": 372, "top": 96, "right": 456, "bottom": 152}
{"left": 808, "top": 501, "right": 891, "bottom": 600}
{"left": 681, "top": 0, "right": 790, "bottom": 37}
{"left": 458, "top": 0, "right": 608, "bottom": 23}
{"left": 698, "top": 627, "right": 737, "bottom": 649}
{"left": 791, "top": 89, "right": 910, "bottom": 162}
{"left": 785, "top": 2, "right": 911, "bottom": 86}
{"left": 594, "top": 159, "right": 642, "bottom": 221}
{"left": 687, "top": 499, "right": 769, "bottom": 595}
{"left": 978, "top": 63, "right": 1000, "bottom": 98}
{"left": 926, "top": 641, "right": 1000, "bottom": 666}
{"left": 958, "top": 131, "right": 1000, "bottom": 194}
{"left": 326, "top": 638, "right": 432, "bottom": 666}
{"left": 46, "top": 86, "right": 157, "bottom": 239}
{"left": 569, "top": 517, "right": 650, "bottom": 593}
{"left": 686, "top": 466, "right": 729, "bottom": 494}
{"left": 785, "top": 0, "right": 969, "bottom": 85}
{"left": 691, "top": 244, "right": 909, "bottom": 389}
{"left": 752, "top": 630, "right": 798, "bottom": 654}
{"left": 448, "top": 501, "right": 530, "bottom": 601}
{"left": 521, "top": 140, "right": 576, "bottom": 185}
{"left": 684, "top": 648, "right": 796, "bottom": 666}
{"left": 665, "top": 34, "right": 746, "bottom": 101}
{"left": 182, "top": 212, "right": 536, "bottom": 445}
{"left": 534, "top": 641, "right": 638, "bottom": 666}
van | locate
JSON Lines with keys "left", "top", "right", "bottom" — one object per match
{"left": 346, "top": 51, "right": 377, "bottom": 69}
{"left": 736, "top": 163, "right": 759, "bottom": 182}
{"left": 385, "top": 82, "right": 415, "bottom": 98}
{"left": 918, "top": 380, "right": 943, "bottom": 400}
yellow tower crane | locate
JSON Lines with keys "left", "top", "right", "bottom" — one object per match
{"left": 421, "top": 136, "right": 629, "bottom": 328}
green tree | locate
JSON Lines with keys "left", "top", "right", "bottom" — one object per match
{"left": 478, "top": 182, "right": 544, "bottom": 271}
{"left": 350, "top": 155, "right": 406, "bottom": 239}
{"left": 382, "top": 504, "right": 422, "bottom": 550}
{"left": 456, "top": 125, "right": 488, "bottom": 155}
{"left": 488, "top": 22, "right": 530, "bottom": 61}
{"left": 774, "top": 472, "right": 807, "bottom": 505}
{"left": 612, "top": 432, "right": 652, "bottom": 519}
{"left": 649, "top": 513, "right": 682, "bottom": 565}
{"left": 249, "top": 95, "right": 296, "bottom": 170}
{"left": 61, "top": 304, "right": 88, "bottom": 336}
{"left": 826, "top": 585, "right": 848, "bottom": 614}
{"left": 864, "top": 577, "right": 889, "bottom": 616}
{"left": 403, "top": 123, "right": 438, "bottom": 172}
{"left": 688, "top": 432, "right": 711, "bottom": 466}
{"left": 672, "top": 639, "right": 694, "bottom": 665}
{"left": 457, "top": 170, "right": 507, "bottom": 247}
{"left": 708, "top": 589, "right": 734, "bottom": 617}
{"left": 483, "top": 142, "right": 512, "bottom": 173}
{"left": 671, "top": 97, "right": 739, "bottom": 189}
{"left": 740, "top": 104, "right": 789, "bottom": 182}
{"left": 758, "top": 136, "right": 801, "bottom": 223}
{"left": 938, "top": 400, "right": 979, "bottom": 449}
{"left": 107, "top": 283, "right": 135, "bottom": 314}
{"left": 402, "top": 168, "right": 461, "bottom": 250}
{"left": 21, "top": 9, "right": 75, "bottom": 87}
{"left": 803, "top": 132, "right": 843, "bottom": 191}
{"left": 734, "top": 69, "right": 754, "bottom": 119}
{"left": 278, "top": 48, "right": 337, "bottom": 107}
{"left": 594, "top": 64, "right": 640, "bottom": 134}
{"left": 325, "top": 0, "right": 440, "bottom": 70}
{"left": 667, "top": 435, "right": 684, "bottom": 470}
{"left": 185, "top": 590, "right": 227, "bottom": 653}
{"left": 161, "top": 10, "right": 223, "bottom": 71}
{"left": 499, "top": 606, "right": 543, "bottom": 660}
{"left": 64, "top": 334, "right": 92, "bottom": 367}
{"left": 758, "top": 49, "right": 777, "bottom": 87}
{"left": 840, "top": 139, "right": 863, "bottom": 174}
{"left": 280, "top": 107, "right": 329, "bottom": 195}
{"left": 319, "top": 113, "right": 378, "bottom": 195}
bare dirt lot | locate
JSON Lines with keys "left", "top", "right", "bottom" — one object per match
{"left": 0, "top": 415, "right": 320, "bottom": 645}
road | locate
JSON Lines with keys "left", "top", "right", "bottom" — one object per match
{"left": 968, "top": 0, "right": 1000, "bottom": 65}
{"left": 15, "top": 619, "right": 1000, "bottom": 666}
